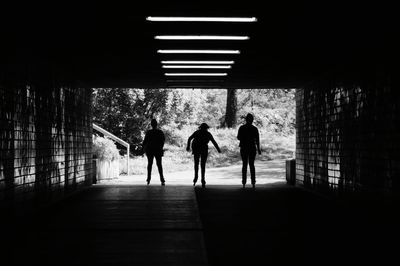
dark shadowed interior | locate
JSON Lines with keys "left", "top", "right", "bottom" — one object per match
{"left": 1, "top": 1, "right": 398, "bottom": 265}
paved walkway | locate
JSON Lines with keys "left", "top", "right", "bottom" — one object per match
{"left": 4, "top": 182, "right": 398, "bottom": 265}
{"left": 100, "top": 159, "right": 286, "bottom": 186}
{"left": 195, "top": 184, "right": 400, "bottom": 266}
{"left": 7, "top": 186, "right": 209, "bottom": 266}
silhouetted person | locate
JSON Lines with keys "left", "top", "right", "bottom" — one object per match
{"left": 237, "top": 113, "right": 261, "bottom": 188}
{"left": 187, "top": 123, "right": 221, "bottom": 188}
{"left": 142, "top": 119, "right": 165, "bottom": 185}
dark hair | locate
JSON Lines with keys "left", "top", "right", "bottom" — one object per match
{"left": 245, "top": 113, "right": 254, "bottom": 123}
{"left": 199, "top": 123, "right": 209, "bottom": 130}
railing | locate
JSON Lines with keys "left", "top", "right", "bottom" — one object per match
{"left": 93, "top": 123, "right": 130, "bottom": 175}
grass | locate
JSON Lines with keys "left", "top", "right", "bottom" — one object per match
{"left": 119, "top": 127, "right": 295, "bottom": 175}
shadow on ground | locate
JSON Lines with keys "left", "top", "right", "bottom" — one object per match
{"left": 2, "top": 183, "right": 399, "bottom": 265}
{"left": 195, "top": 184, "right": 400, "bottom": 266}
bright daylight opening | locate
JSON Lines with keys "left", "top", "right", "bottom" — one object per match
{"left": 92, "top": 89, "right": 296, "bottom": 186}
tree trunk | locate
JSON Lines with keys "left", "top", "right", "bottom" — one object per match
{"left": 224, "top": 89, "right": 237, "bottom": 128}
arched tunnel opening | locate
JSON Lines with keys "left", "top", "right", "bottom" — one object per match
{"left": 1, "top": 2, "right": 399, "bottom": 265}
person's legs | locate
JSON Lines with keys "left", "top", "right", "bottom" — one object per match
{"left": 200, "top": 151, "right": 208, "bottom": 186}
{"left": 146, "top": 154, "right": 154, "bottom": 184}
{"left": 193, "top": 153, "right": 200, "bottom": 184}
{"left": 155, "top": 155, "right": 165, "bottom": 184}
{"left": 240, "top": 149, "right": 249, "bottom": 186}
{"left": 249, "top": 150, "right": 256, "bottom": 186}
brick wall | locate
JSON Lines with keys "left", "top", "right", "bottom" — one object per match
{"left": 0, "top": 87, "right": 92, "bottom": 209}
{"left": 295, "top": 71, "right": 399, "bottom": 195}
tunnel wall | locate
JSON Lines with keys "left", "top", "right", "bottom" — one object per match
{"left": 0, "top": 87, "right": 92, "bottom": 210}
{"left": 295, "top": 72, "right": 399, "bottom": 195}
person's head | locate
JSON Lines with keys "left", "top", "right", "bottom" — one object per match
{"left": 151, "top": 119, "right": 158, "bottom": 129}
{"left": 199, "top": 123, "right": 210, "bottom": 131}
{"left": 245, "top": 113, "right": 254, "bottom": 124}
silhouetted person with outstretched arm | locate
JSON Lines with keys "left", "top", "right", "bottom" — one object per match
{"left": 187, "top": 123, "right": 221, "bottom": 188}
{"left": 142, "top": 119, "right": 165, "bottom": 186}
{"left": 237, "top": 113, "right": 261, "bottom": 188}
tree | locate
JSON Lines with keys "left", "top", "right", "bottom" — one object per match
{"left": 92, "top": 88, "right": 169, "bottom": 153}
{"left": 237, "top": 89, "right": 296, "bottom": 134}
{"left": 224, "top": 89, "right": 237, "bottom": 128}
{"left": 92, "top": 88, "right": 296, "bottom": 154}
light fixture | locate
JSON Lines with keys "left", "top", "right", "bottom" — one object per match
{"left": 165, "top": 73, "right": 228, "bottom": 76}
{"left": 155, "top": 35, "right": 249, "bottom": 40}
{"left": 166, "top": 80, "right": 225, "bottom": 82}
{"left": 162, "top": 60, "right": 235, "bottom": 64}
{"left": 146, "top": 16, "right": 257, "bottom": 22}
{"left": 167, "top": 85, "right": 223, "bottom": 88}
{"left": 158, "top": 49, "right": 240, "bottom": 54}
{"left": 162, "top": 65, "right": 231, "bottom": 69}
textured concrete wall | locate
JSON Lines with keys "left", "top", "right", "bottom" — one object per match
{"left": 296, "top": 70, "right": 399, "bottom": 194}
{"left": 0, "top": 87, "right": 92, "bottom": 208}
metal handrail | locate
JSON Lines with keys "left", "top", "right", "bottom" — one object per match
{"left": 93, "top": 123, "right": 130, "bottom": 175}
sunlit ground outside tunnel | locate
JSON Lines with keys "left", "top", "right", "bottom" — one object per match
{"left": 100, "top": 160, "right": 287, "bottom": 185}
{"left": 92, "top": 89, "right": 295, "bottom": 185}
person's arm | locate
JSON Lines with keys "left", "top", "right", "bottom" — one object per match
{"left": 161, "top": 131, "right": 165, "bottom": 148}
{"left": 256, "top": 128, "right": 261, "bottom": 154}
{"left": 142, "top": 132, "right": 148, "bottom": 155}
{"left": 210, "top": 134, "right": 222, "bottom": 153}
{"left": 160, "top": 131, "right": 165, "bottom": 155}
{"left": 186, "top": 133, "right": 195, "bottom": 151}
{"left": 237, "top": 126, "right": 242, "bottom": 141}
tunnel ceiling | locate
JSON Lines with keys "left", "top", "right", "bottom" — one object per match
{"left": 1, "top": 1, "right": 395, "bottom": 88}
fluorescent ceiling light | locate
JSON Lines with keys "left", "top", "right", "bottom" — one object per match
{"left": 167, "top": 86, "right": 223, "bottom": 88}
{"left": 147, "top": 16, "right": 257, "bottom": 22}
{"left": 162, "top": 60, "right": 234, "bottom": 64}
{"left": 155, "top": 35, "right": 249, "bottom": 40}
{"left": 162, "top": 65, "right": 231, "bottom": 69}
{"left": 165, "top": 73, "right": 228, "bottom": 76}
{"left": 158, "top": 49, "right": 240, "bottom": 54}
{"left": 166, "top": 80, "right": 224, "bottom": 82}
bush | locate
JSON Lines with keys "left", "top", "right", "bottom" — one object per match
{"left": 118, "top": 126, "right": 295, "bottom": 175}
{"left": 93, "top": 136, "right": 120, "bottom": 161}
{"left": 163, "top": 124, "right": 197, "bottom": 147}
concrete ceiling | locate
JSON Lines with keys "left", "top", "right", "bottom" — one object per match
{"left": 1, "top": 1, "right": 396, "bottom": 88}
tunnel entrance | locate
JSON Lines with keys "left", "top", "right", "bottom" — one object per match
{"left": 91, "top": 88, "right": 295, "bottom": 186}
{"left": 2, "top": 87, "right": 398, "bottom": 266}
{"left": 1, "top": 2, "right": 398, "bottom": 264}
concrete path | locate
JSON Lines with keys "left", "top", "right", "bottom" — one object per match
{"left": 100, "top": 159, "right": 286, "bottom": 186}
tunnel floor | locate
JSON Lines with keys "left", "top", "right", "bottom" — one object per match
{"left": 3, "top": 183, "right": 399, "bottom": 265}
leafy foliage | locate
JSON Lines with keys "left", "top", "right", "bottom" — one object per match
{"left": 92, "top": 88, "right": 296, "bottom": 154}
{"left": 93, "top": 136, "right": 120, "bottom": 161}
{"left": 92, "top": 89, "right": 169, "bottom": 153}
{"left": 237, "top": 89, "right": 296, "bottom": 135}
{"left": 120, "top": 127, "right": 295, "bottom": 175}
